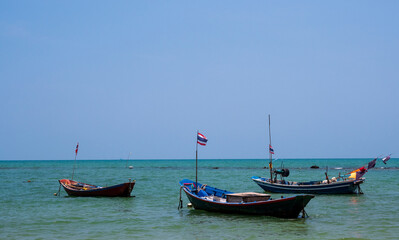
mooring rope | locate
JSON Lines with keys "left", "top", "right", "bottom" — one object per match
{"left": 357, "top": 184, "right": 363, "bottom": 194}
{"left": 302, "top": 208, "right": 309, "bottom": 218}
{"left": 178, "top": 186, "right": 183, "bottom": 210}
{"left": 128, "top": 178, "right": 132, "bottom": 196}
{"left": 57, "top": 183, "right": 61, "bottom": 197}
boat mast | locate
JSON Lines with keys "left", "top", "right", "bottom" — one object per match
{"left": 72, "top": 142, "right": 79, "bottom": 180}
{"left": 196, "top": 130, "right": 199, "bottom": 193}
{"left": 72, "top": 154, "right": 76, "bottom": 180}
{"left": 269, "top": 114, "right": 273, "bottom": 182}
{"left": 126, "top": 152, "right": 131, "bottom": 168}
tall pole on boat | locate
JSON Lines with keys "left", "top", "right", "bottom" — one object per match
{"left": 72, "top": 142, "right": 79, "bottom": 180}
{"left": 196, "top": 130, "right": 199, "bottom": 193}
{"left": 126, "top": 152, "right": 131, "bottom": 168}
{"left": 268, "top": 115, "right": 273, "bottom": 182}
{"left": 72, "top": 155, "right": 76, "bottom": 180}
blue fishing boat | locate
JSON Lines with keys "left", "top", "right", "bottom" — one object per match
{"left": 178, "top": 132, "right": 314, "bottom": 218}
{"left": 252, "top": 176, "right": 364, "bottom": 194}
{"left": 179, "top": 179, "right": 314, "bottom": 218}
{"left": 252, "top": 115, "right": 365, "bottom": 194}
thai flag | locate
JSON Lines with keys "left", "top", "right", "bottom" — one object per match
{"left": 197, "top": 133, "right": 208, "bottom": 146}
{"left": 269, "top": 145, "right": 274, "bottom": 154}
{"left": 75, "top": 142, "right": 79, "bottom": 156}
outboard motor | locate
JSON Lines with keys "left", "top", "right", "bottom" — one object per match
{"left": 274, "top": 168, "right": 290, "bottom": 177}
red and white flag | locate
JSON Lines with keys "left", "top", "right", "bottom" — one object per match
{"left": 269, "top": 145, "right": 274, "bottom": 154}
{"left": 197, "top": 133, "right": 208, "bottom": 146}
{"left": 75, "top": 142, "right": 79, "bottom": 156}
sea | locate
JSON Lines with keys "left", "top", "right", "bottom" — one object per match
{"left": 1, "top": 158, "right": 398, "bottom": 240}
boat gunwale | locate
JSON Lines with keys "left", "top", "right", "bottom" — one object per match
{"left": 59, "top": 179, "right": 136, "bottom": 193}
{"left": 252, "top": 176, "right": 364, "bottom": 188}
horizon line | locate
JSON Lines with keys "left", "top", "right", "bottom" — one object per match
{"left": 0, "top": 157, "right": 391, "bottom": 161}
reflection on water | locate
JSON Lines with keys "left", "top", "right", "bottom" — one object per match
{"left": 182, "top": 208, "right": 310, "bottom": 238}
{"left": 350, "top": 196, "right": 360, "bottom": 205}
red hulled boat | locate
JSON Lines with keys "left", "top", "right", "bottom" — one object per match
{"left": 59, "top": 179, "right": 135, "bottom": 197}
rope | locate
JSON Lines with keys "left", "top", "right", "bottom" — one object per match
{"left": 128, "top": 178, "right": 132, "bottom": 195}
{"left": 178, "top": 186, "right": 183, "bottom": 210}
{"left": 357, "top": 184, "right": 363, "bottom": 194}
{"left": 302, "top": 208, "right": 309, "bottom": 218}
{"left": 57, "top": 183, "right": 61, "bottom": 197}
{"left": 301, "top": 201, "right": 309, "bottom": 218}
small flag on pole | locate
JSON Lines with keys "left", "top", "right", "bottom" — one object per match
{"left": 269, "top": 145, "right": 274, "bottom": 154}
{"left": 367, "top": 158, "right": 377, "bottom": 170}
{"left": 197, "top": 133, "right": 208, "bottom": 146}
{"left": 75, "top": 142, "right": 79, "bottom": 156}
{"left": 382, "top": 154, "right": 391, "bottom": 164}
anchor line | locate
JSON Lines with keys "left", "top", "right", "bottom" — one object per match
{"left": 57, "top": 183, "right": 61, "bottom": 197}
{"left": 178, "top": 186, "right": 183, "bottom": 210}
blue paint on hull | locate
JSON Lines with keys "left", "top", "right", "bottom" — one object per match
{"left": 179, "top": 179, "right": 314, "bottom": 218}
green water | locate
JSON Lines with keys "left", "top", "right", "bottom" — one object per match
{"left": 1, "top": 159, "right": 398, "bottom": 240}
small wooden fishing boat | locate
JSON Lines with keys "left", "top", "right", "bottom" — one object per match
{"left": 57, "top": 143, "right": 135, "bottom": 197}
{"left": 252, "top": 176, "right": 364, "bottom": 194}
{"left": 179, "top": 132, "right": 314, "bottom": 218}
{"left": 179, "top": 179, "right": 314, "bottom": 218}
{"left": 59, "top": 179, "right": 135, "bottom": 197}
{"left": 253, "top": 115, "right": 365, "bottom": 194}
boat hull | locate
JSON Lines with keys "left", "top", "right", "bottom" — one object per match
{"left": 180, "top": 179, "right": 314, "bottom": 218}
{"left": 252, "top": 177, "right": 364, "bottom": 194}
{"left": 59, "top": 179, "right": 135, "bottom": 197}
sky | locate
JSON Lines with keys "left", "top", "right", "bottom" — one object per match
{"left": 0, "top": 1, "right": 398, "bottom": 160}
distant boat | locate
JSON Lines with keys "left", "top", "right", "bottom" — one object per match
{"left": 252, "top": 115, "right": 365, "bottom": 194}
{"left": 179, "top": 179, "right": 314, "bottom": 218}
{"left": 59, "top": 179, "right": 135, "bottom": 197}
{"left": 126, "top": 152, "right": 133, "bottom": 169}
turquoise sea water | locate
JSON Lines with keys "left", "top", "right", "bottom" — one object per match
{"left": 1, "top": 158, "right": 398, "bottom": 240}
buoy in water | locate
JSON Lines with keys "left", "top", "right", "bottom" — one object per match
{"left": 27, "top": 180, "right": 31, "bottom": 182}
{"left": 54, "top": 193, "right": 57, "bottom": 196}
{"left": 187, "top": 203, "right": 193, "bottom": 208}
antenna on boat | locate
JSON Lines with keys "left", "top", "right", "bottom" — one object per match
{"left": 268, "top": 115, "right": 273, "bottom": 182}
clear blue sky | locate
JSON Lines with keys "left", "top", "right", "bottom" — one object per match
{"left": 1, "top": 1, "right": 398, "bottom": 160}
